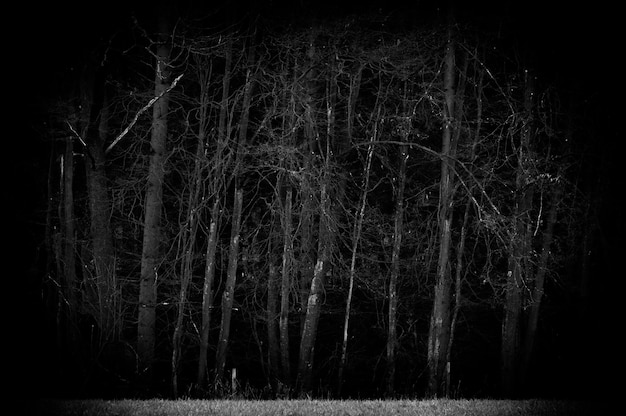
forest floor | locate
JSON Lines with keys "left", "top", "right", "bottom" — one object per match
{"left": 22, "top": 398, "right": 604, "bottom": 415}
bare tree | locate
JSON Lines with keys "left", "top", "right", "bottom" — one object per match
{"left": 215, "top": 187, "right": 244, "bottom": 384}
{"left": 386, "top": 125, "right": 408, "bottom": 397}
{"left": 520, "top": 184, "right": 560, "bottom": 386}
{"left": 215, "top": 36, "right": 256, "bottom": 388}
{"left": 137, "top": 17, "right": 172, "bottom": 378}
{"left": 501, "top": 70, "right": 535, "bottom": 397}
{"left": 197, "top": 200, "right": 221, "bottom": 388}
{"left": 427, "top": 33, "right": 458, "bottom": 397}
{"left": 171, "top": 99, "right": 210, "bottom": 397}
{"left": 337, "top": 87, "right": 373, "bottom": 397}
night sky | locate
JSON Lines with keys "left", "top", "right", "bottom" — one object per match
{"left": 8, "top": 0, "right": 623, "bottom": 400}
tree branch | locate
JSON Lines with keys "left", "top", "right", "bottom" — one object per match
{"left": 105, "top": 73, "right": 183, "bottom": 154}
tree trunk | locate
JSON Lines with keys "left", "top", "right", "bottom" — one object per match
{"left": 386, "top": 140, "right": 408, "bottom": 397}
{"left": 296, "top": 47, "right": 340, "bottom": 395}
{"left": 196, "top": 56, "right": 221, "bottom": 390}
{"left": 57, "top": 135, "right": 78, "bottom": 381}
{"left": 215, "top": 187, "right": 244, "bottom": 384}
{"left": 279, "top": 186, "right": 294, "bottom": 385}
{"left": 298, "top": 176, "right": 315, "bottom": 331}
{"left": 297, "top": 182, "right": 331, "bottom": 396}
{"left": 83, "top": 77, "right": 117, "bottom": 340}
{"left": 501, "top": 217, "right": 525, "bottom": 396}
{"left": 446, "top": 62, "right": 482, "bottom": 397}
{"left": 520, "top": 186, "right": 560, "bottom": 387}
{"left": 501, "top": 70, "right": 535, "bottom": 397}
{"left": 427, "top": 34, "right": 457, "bottom": 398}
{"left": 267, "top": 258, "right": 281, "bottom": 385}
{"left": 337, "top": 111, "right": 375, "bottom": 396}
{"left": 447, "top": 196, "right": 471, "bottom": 397}
{"left": 298, "top": 37, "right": 319, "bottom": 334}
{"left": 138, "top": 26, "right": 171, "bottom": 377}
{"left": 196, "top": 199, "right": 220, "bottom": 388}
{"left": 172, "top": 123, "right": 207, "bottom": 397}
{"left": 62, "top": 137, "right": 77, "bottom": 317}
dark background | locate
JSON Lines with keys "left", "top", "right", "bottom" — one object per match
{"left": 8, "top": 0, "right": 622, "bottom": 400}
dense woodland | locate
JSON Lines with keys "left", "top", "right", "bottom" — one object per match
{"left": 12, "top": 0, "right": 621, "bottom": 401}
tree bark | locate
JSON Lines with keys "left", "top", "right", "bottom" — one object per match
{"left": 520, "top": 186, "right": 560, "bottom": 387}
{"left": 297, "top": 182, "right": 331, "bottom": 396}
{"left": 501, "top": 70, "right": 535, "bottom": 397}
{"left": 196, "top": 199, "right": 220, "bottom": 388}
{"left": 82, "top": 74, "right": 117, "bottom": 340}
{"left": 337, "top": 109, "right": 375, "bottom": 396}
{"left": 445, "top": 61, "right": 481, "bottom": 397}
{"left": 137, "top": 25, "right": 171, "bottom": 377}
{"left": 215, "top": 187, "right": 244, "bottom": 384}
{"left": 195, "top": 55, "right": 221, "bottom": 390}
{"left": 172, "top": 119, "right": 207, "bottom": 397}
{"left": 279, "top": 186, "right": 294, "bottom": 385}
{"left": 298, "top": 37, "right": 319, "bottom": 334}
{"left": 267, "top": 258, "right": 281, "bottom": 385}
{"left": 427, "top": 34, "right": 457, "bottom": 398}
{"left": 386, "top": 140, "right": 408, "bottom": 397}
{"left": 58, "top": 134, "right": 78, "bottom": 371}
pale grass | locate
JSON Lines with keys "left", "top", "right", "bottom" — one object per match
{"left": 23, "top": 398, "right": 600, "bottom": 416}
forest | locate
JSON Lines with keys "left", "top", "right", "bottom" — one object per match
{"left": 11, "top": 0, "right": 620, "bottom": 401}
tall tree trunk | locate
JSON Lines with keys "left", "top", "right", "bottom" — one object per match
{"left": 195, "top": 55, "right": 221, "bottom": 390}
{"left": 215, "top": 188, "right": 244, "bottom": 384}
{"left": 273, "top": 65, "right": 299, "bottom": 390}
{"left": 501, "top": 70, "right": 535, "bottom": 397}
{"left": 520, "top": 186, "right": 560, "bottom": 387}
{"left": 267, "top": 257, "right": 281, "bottom": 385}
{"left": 172, "top": 124, "right": 207, "bottom": 397}
{"left": 297, "top": 50, "right": 339, "bottom": 395}
{"left": 446, "top": 196, "right": 471, "bottom": 396}
{"left": 213, "top": 40, "right": 255, "bottom": 388}
{"left": 427, "top": 34, "right": 457, "bottom": 398}
{"left": 386, "top": 140, "right": 408, "bottom": 397}
{"left": 501, "top": 201, "right": 529, "bottom": 396}
{"left": 298, "top": 37, "right": 319, "bottom": 334}
{"left": 137, "top": 24, "right": 171, "bottom": 378}
{"left": 279, "top": 185, "right": 294, "bottom": 385}
{"left": 82, "top": 75, "right": 117, "bottom": 340}
{"left": 445, "top": 62, "right": 482, "bottom": 397}
{"left": 62, "top": 137, "right": 77, "bottom": 317}
{"left": 337, "top": 109, "right": 375, "bottom": 396}
{"left": 297, "top": 182, "right": 331, "bottom": 396}
{"left": 298, "top": 175, "right": 315, "bottom": 331}
{"left": 196, "top": 199, "right": 220, "bottom": 388}
{"left": 59, "top": 135, "right": 78, "bottom": 379}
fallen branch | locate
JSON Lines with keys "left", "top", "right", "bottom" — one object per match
{"left": 105, "top": 73, "right": 183, "bottom": 154}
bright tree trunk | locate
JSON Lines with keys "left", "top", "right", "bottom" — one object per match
{"left": 297, "top": 182, "right": 331, "bottom": 396}
{"left": 427, "top": 34, "right": 457, "bottom": 397}
{"left": 137, "top": 28, "right": 171, "bottom": 377}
